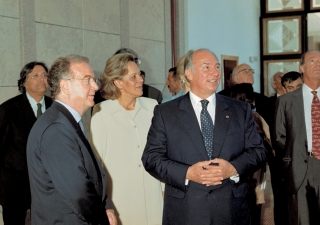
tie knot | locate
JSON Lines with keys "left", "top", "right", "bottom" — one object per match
{"left": 312, "top": 91, "right": 318, "bottom": 96}
{"left": 37, "top": 103, "right": 42, "bottom": 108}
{"left": 200, "top": 100, "right": 209, "bottom": 109}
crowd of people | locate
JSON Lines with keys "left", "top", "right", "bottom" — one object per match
{"left": 0, "top": 47, "right": 320, "bottom": 225}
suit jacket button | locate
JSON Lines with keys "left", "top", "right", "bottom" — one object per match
{"left": 304, "top": 160, "right": 307, "bottom": 163}
{"left": 208, "top": 190, "right": 213, "bottom": 194}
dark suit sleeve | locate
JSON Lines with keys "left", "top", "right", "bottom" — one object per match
{"left": 40, "top": 123, "right": 107, "bottom": 224}
{"left": 0, "top": 104, "right": 8, "bottom": 156}
{"left": 271, "top": 97, "right": 286, "bottom": 156}
{"left": 142, "top": 105, "right": 190, "bottom": 192}
{"left": 228, "top": 103, "right": 267, "bottom": 176}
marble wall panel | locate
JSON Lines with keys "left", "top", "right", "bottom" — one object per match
{"left": 83, "top": 0, "right": 120, "bottom": 34}
{"left": 0, "top": 0, "right": 19, "bottom": 18}
{"left": 0, "top": 17, "right": 21, "bottom": 86}
{"left": 36, "top": 23, "right": 83, "bottom": 67}
{"left": 83, "top": 30, "right": 121, "bottom": 78}
{"left": 130, "top": 38, "right": 166, "bottom": 85}
{"left": 35, "top": 0, "right": 82, "bottom": 28}
{"left": 0, "top": 87, "right": 20, "bottom": 104}
{"left": 129, "top": 0, "right": 165, "bottom": 42}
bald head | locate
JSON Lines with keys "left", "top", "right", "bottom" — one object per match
{"left": 271, "top": 72, "right": 285, "bottom": 95}
{"left": 232, "top": 64, "right": 254, "bottom": 85}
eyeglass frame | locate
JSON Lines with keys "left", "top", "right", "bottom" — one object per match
{"left": 64, "top": 77, "right": 99, "bottom": 85}
{"left": 236, "top": 68, "right": 255, "bottom": 76}
{"left": 29, "top": 73, "right": 48, "bottom": 79}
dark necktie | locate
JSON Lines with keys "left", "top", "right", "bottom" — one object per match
{"left": 311, "top": 91, "right": 320, "bottom": 157}
{"left": 200, "top": 100, "right": 214, "bottom": 159}
{"left": 37, "top": 103, "right": 42, "bottom": 118}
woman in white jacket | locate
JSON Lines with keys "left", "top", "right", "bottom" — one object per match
{"left": 90, "top": 53, "right": 163, "bottom": 225}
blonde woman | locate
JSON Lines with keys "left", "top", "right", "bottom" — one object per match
{"left": 90, "top": 53, "right": 163, "bottom": 225}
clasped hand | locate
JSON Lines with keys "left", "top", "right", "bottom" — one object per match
{"left": 186, "top": 158, "right": 236, "bottom": 186}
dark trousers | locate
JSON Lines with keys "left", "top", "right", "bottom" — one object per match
{"left": 269, "top": 157, "right": 288, "bottom": 225}
{"left": 3, "top": 170, "right": 30, "bottom": 225}
{"left": 287, "top": 156, "right": 320, "bottom": 225}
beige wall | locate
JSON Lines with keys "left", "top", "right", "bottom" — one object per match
{"left": 0, "top": 0, "right": 173, "bottom": 105}
{"left": 0, "top": 0, "right": 173, "bottom": 140}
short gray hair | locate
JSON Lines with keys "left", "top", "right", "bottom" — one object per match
{"left": 48, "top": 54, "right": 89, "bottom": 96}
{"left": 184, "top": 48, "right": 217, "bottom": 74}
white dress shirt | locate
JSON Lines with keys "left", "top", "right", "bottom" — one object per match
{"left": 189, "top": 90, "right": 216, "bottom": 129}
{"left": 26, "top": 92, "right": 45, "bottom": 117}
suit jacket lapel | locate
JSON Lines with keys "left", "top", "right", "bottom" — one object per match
{"left": 44, "top": 96, "right": 53, "bottom": 109}
{"left": 22, "top": 92, "right": 37, "bottom": 122}
{"left": 293, "top": 89, "right": 308, "bottom": 148}
{"left": 178, "top": 94, "right": 209, "bottom": 160}
{"left": 212, "top": 95, "right": 231, "bottom": 158}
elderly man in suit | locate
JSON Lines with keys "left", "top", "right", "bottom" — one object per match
{"left": 0, "top": 61, "right": 52, "bottom": 225}
{"left": 273, "top": 50, "right": 320, "bottom": 225}
{"left": 27, "top": 55, "right": 116, "bottom": 225}
{"left": 142, "top": 48, "right": 267, "bottom": 225}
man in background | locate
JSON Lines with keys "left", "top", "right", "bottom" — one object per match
{"left": 166, "top": 67, "right": 181, "bottom": 94}
{"left": 267, "top": 71, "right": 288, "bottom": 225}
{"left": 281, "top": 71, "right": 303, "bottom": 93}
{"left": 162, "top": 67, "right": 184, "bottom": 103}
{"left": 141, "top": 70, "right": 163, "bottom": 104}
{"left": 273, "top": 50, "right": 320, "bottom": 225}
{"left": 27, "top": 55, "right": 116, "bottom": 225}
{"left": 231, "top": 63, "right": 269, "bottom": 124}
{"left": 0, "top": 62, "right": 52, "bottom": 224}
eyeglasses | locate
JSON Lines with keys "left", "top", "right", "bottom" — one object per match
{"left": 65, "top": 77, "right": 99, "bottom": 85}
{"left": 29, "top": 73, "right": 48, "bottom": 79}
{"left": 236, "top": 69, "right": 254, "bottom": 75}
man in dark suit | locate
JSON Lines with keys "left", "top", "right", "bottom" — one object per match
{"left": 272, "top": 50, "right": 320, "bottom": 225}
{"left": 0, "top": 61, "right": 52, "bottom": 225}
{"left": 141, "top": 70, "right": 163, "bottom": 104}
{"left": 142, "top": 49, "right": 267, "bottom": 225}
{"left": 266, "top": 71, "right": 288, "bottom": 225}
{"left": 27, "top": 55, "right": 116, "bottom": 225}
{"left": 230, "top": 63, "right": 270, "bottom": 124}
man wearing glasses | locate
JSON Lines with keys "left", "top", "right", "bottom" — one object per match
{"left": 231, "top": 63, "right": 269, "bottom": 124}
{"left": 0, "top": 62, "right": 52, "bottom": 224}
{"left": 27, "top": 55, "right": 116, "bottom": 225}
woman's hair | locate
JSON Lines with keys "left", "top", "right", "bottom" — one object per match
{"left": 100, "top": 53, "right": 136, "bottom": 100}
{"left": 230, "top": 83, "right": 255, "bottom": 109}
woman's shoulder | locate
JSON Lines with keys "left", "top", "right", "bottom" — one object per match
{"left": 92, "top": 99, "right": 119, "bottom": 115}
{"left": 138, "top": 97, "right": 158, "bottom": 108}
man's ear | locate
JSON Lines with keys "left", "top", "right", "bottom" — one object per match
{"left": 300, "top": 65, "right": 305, "bottom": 74}
{"left": 185, "top": 69, "right": 193, "bottom": 81}
{"left": 60, "top": 80, "right": 69, "bottom": 94}
{"left": 233, "top": 75, "right": 239, "bottom": 84}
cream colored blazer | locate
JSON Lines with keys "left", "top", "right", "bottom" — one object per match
{"left": 90, "top": 97, "right": 163, "bottom": 225}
